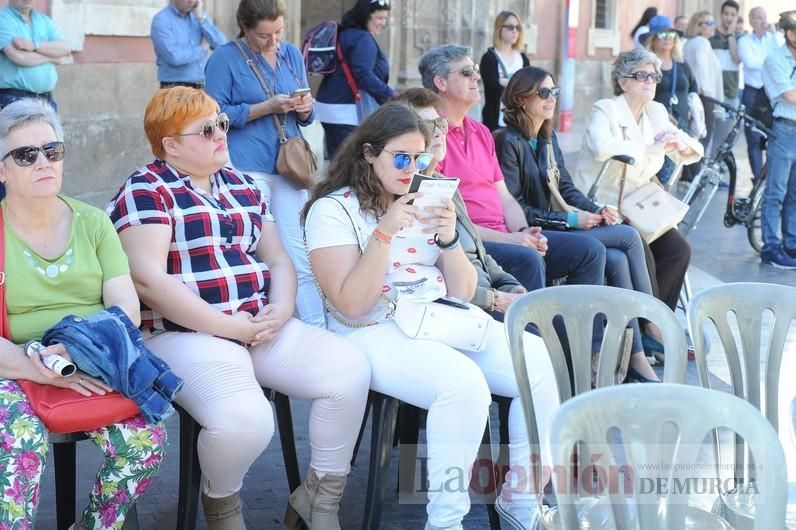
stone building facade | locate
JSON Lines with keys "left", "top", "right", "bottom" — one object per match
{"left": 1, "top": 0, "right": 788, "bottom": 205}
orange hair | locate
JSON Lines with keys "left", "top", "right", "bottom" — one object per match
{"left": 144, "top": 87, "right": 219, "bottom": 159}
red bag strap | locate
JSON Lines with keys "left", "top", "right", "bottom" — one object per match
{"left": 0, "top": 204, "right": 11, "bottom": 341}
{"left": 336, "top": 41, "right": 361, "bottom": 102}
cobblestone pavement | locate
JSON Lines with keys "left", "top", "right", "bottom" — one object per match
{"left": 33, "top": 127, "right": 795, "bottom": 530}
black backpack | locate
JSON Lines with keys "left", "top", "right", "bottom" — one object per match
{"left": 749, "top": 66, "right": 796, "bottom": 129}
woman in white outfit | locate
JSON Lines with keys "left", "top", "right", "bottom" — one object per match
{"left": 303, "top": 101, "right": 560, "bottom": 530}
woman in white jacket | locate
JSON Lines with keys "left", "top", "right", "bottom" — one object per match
{"left": 683, "top": 11, "right": 725, "bottom": 144}
{"left": 573, "top": 49, "right": 703, "bottom": 314}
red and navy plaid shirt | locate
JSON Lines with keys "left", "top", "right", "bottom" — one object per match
{"left": 107, "top": 159, "right": 272, "bottom": 332}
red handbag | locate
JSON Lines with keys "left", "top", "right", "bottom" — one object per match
{"left": 0, "top": 207, "right": 140, "bottom": 434}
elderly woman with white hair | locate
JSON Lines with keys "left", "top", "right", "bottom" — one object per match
{"left": 573, "top": 49, "right": 703, "bottom": 320}
{"left": 0, "top": 99, "right": 166, "bottom": 529}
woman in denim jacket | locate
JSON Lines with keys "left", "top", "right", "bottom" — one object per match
{"left": 0, "top": 99, "right": 166, "bottom": 530}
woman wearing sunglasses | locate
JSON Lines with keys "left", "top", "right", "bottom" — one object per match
{"left": 315, "top": 0, "right": 395, "bottom": 158}
{"left": 495, "top": 66, "right": 662, "bottom": 383}
{"left": 0, "top": 99, "right": 167, "bottom": 529}
{"left": 479, "top": 11, "right": 530, "bottom": 131}
{"left": 107, "top": 87, "right": 371, "bottom": 530}
{"left": 205, "top": 0, "right": 325, "bottom": 328}
{"left": 573, "top": 49, "right": 702, "bottom": 324}
{"left": 303, "top": 101, "right": 558, "bottom": 530}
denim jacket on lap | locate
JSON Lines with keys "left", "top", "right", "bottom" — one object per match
{"left": 42, "top": 306, "right": 183, "bottom": 423}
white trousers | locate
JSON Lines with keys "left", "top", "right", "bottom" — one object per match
{"left": 345, "top": 318, "right": 559, "bottom": 528}
{"left": 248, "top": 171, "right": 326, "bottom": 327}
{"left": 145, "top": 318, "right": 371, "bottom": 497}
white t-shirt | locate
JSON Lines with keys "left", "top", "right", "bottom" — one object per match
{"left": 633, "top": 26, "right": 649, "bottom": 49}
{"left": 496, "top": 50, "right": 526, "bottom": 127}
{"left": 305, "top": 188, "right": 447, "bottom": 334}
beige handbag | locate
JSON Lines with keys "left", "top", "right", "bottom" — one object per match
{"left": 235, "top": 39, "right": 318, "bottom": 188}
{"left": 618, "top": 165, "right": 689, "bottom": 243}
{"left": 545, "top": 141, "right": 576, "bottom": 213}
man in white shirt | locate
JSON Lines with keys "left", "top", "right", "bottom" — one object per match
{"left": 738, "top": 6, "right": 785, "bottom": 180}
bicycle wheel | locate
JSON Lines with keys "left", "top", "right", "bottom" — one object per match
{"left": 680, "top": 177, "right": 719, "bottom": 236}
{"left": 747, "top": 192, "right": 763, "bottom": 254}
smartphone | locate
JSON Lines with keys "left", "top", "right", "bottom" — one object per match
{"left": 434, "top": 297, "right": 470, "bottom": 310}
{"left": 291, "top": 88, "right": 311, "bottom": 97}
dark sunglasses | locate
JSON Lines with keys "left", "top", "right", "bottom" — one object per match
{"left": 382, "top": 148, "right": 433, "bottom": 171}
{"left": 175, "top": 113, "right": 230, "bottom": 140}
{"left": 2, "top": 141, "right": 65, "bottom": 167}
{"left": 624, "top": 71, "right": 663, "bottom": 83}
{"left": 425, "top": 118, "right": 449, "bottom": 135}
{"left": 451, "top": 64, "right": 480, "bottom": 78}
{"left": 502, "top": 24, "right": 521, "bottom": 31}
{"left": 536, "top": 87, "right": 562, "bottom": 100}
{"left": 657, "top": 30, "right": 678, "bottom": 39}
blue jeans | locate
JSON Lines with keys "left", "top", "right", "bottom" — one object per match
{"left": 742, "top": 87, "right": 765, "bottom": 180}
{"left": 761, "top": 119, "right": 796, "bottom": 253}
{"left": 0, "top": 92, "right": 57, "bottom": 111}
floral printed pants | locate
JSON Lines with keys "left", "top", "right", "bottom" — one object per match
{"left": 0, "top": 379, "right": 167, "bottom": 529}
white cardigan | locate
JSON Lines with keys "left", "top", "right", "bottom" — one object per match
{"left": 573, "top": 95, "right": 704, "bottom": 207}
{"left": 683, "top": 36, "right": 724, "bottom": 101}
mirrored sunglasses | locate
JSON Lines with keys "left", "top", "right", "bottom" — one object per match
{"left": 700, "top": 20, "right": 716, "bottom": 26}
{"left": 657, "top": 30, "right": 678, "bottom": 39}
{"left": 502, "top": 24, "right": 521, "bottom": 31}
{"left": 2, "top": 141, "right": 65, "bottom": 167}
{"left": 536, "top": 87, "right": 562, "bottom": 100}
{"left": 624, "top": 71, "right": 663, "bottom": 83}
{"left": 382, "top": 148, "right": 433, "bottom": 171}
{"left": 176, "top": 113, "right": 230, "bottom": 140}
{"left": 452, "top": 64, "right": 480, "bottom": 78}
{"left": 425, "top": 118, "right": 449, "bottom": 135}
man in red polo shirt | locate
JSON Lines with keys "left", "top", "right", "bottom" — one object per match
{"left": 418, "top": 44, "right": 604, "bottom": 293}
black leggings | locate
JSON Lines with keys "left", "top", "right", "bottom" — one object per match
{"left": 643, "top": 228, "right": 692, "bottom": 310}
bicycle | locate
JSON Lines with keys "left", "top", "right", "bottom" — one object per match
{"left": 676, "top": 95, "right": 774, "bottom": 253}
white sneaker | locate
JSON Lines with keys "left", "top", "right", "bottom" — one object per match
{"left": 494, "top": 493, "right": 545, "bottom": 530}
{"left": 424, "top": 522, "right": 464, "bottom": 530}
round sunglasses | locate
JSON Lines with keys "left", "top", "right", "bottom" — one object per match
{"left": 2, "top": 141, "right": 65, "bottom": 167}
{"left": 175, "top": 113, "right": 230, "bottom": 140}
{"left": 536, "top": 86, "right": 562, "bottom": 100}
{"left": 382, "top": 148, "right": 433, "bottom": 171}
{"left": 624, "top": 71, "right": 663, "bottom": 84}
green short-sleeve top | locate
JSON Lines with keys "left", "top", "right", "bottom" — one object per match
{"left": 2, "top": 196, "right": 130, "bottom": 344}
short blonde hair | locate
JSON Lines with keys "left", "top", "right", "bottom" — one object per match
{"left": 686, "top": 11, "right": 712, "bottom": 38}
{"left": 492, "top": 11, "right": 524, "bottom": 51}
{"left": 144, "top": 87, "right": 219, "bottom": 159}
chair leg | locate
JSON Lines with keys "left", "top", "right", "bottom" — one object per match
{"left": 396, "top": 404, "right": 421, "bottom": 495}
{"left": 351, "top": 394, "right": 373, "bottom": 467}
{"left": 176, "top": 406, "right": 201, "bottom": 530}
{"left": 53, "top": 441, "right": 77, "bottom": 530}
{"left": 362, "top": 393, "right": 400, "bottom": 530}
{"left": 273, "top": 392, "right": 301, "bottom": 492}
{"left": 478, "top": 418, "right": 502, "bottom": 530}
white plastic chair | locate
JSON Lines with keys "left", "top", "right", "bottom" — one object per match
{"left": 504, "top": 285, "right": 689, "bottom": 527}
{"left": 688, "top": 282, "right": 796, "bottom": 529}
{"left": 547, "top": 384, "right": 787, "bottom": 530}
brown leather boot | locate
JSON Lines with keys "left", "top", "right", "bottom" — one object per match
{"left": 202, "top": 492, "right": 246, "bottom": 530}
{"left": 284, "top": 470, "right": 346, "bottom": 530}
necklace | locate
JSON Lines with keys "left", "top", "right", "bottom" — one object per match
{"left": 6, "top": 200, "right": 75, "bottom": 278}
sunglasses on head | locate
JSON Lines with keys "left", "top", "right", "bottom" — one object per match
{"left": 451, "top": 64, "right": 480, "bottom": 78}
{"left": 425, "top": 117, "right": 449, "bottom": 135}
{"left": 624, "top": 71, "right": 663, "bottom": 83}
{"left": 502, "top": 24, "right": 521, "bottom": 31}
{"left": 2, "top": 141, "right": 65, "bottom": 167}
{"left": 536, "top": 86, "right": 562, "bottom": 100}
{"left": 657, "top": 30, "right": 678, "bottom": 39}
{"left": 382, "top": 148, "right": 433, "bottom": 171}
{"left": 175, "top": 113, "right": 230, "bottom": 140}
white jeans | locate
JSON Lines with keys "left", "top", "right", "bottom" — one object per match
{"left": 345, "top": 318, "right": 559, "bottom": 529}
{"left": 145, "top": 318, "right": 370, "bottom": 497}
{"left": 248, "top": 171, "right": 326, "bottom": 327}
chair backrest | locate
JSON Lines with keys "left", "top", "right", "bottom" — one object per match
{"left": 688, "top": 282, "right": 796, "bottom": 432}
{"left": 548, "top": 384, "right": 787, "bottom": 530}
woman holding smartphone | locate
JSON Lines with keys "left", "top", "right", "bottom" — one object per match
{"left": 205, "top": 0, "right": 325, "bottom": 327}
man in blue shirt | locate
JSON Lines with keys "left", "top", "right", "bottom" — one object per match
{"left": 760, "top": 10, "right": 796, "bottom": 268}
{"left": 0, "top": 0, "right": 70, "bottom": 109}
{"left": 151, "top": 0, "right": 227, "bottom": 89}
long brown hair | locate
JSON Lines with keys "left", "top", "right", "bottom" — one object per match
{"left": 236, "top": 0, "right": 285, "bottom": 37}
{"left": 303, "top": 102, "right": 431, "bottom": 221}
{"left": 492, "top": 11, "right": 525, "bottom": 51}
{"left": 502, "top": 66, "right": 555, "bottom": 140}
